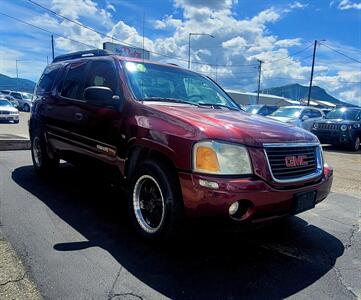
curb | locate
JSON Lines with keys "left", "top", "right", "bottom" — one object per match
{"left": 0, "top": 139, "right": 31, "bottom": 151}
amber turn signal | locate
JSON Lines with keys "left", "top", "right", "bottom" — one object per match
{"left": 195, "top": 146, "right": 220, "bottom": 172}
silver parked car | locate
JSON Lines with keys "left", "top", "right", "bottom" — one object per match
{"left": 268, "top": 105, "right": 325, "bottom": 131}
{"left": 0, "top": 99, "right": 19, "bottom": 123}
{"left": 9, "top": 91, "right": 33, "bottom": 112}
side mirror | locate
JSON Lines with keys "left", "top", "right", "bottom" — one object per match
{"left": 84, "top": 86, "right": 117, "bottom": 108}
{"left": 302, "top": 115, "right": 309, "bottom": 121}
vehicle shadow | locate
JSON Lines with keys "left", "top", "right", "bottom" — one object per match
{"left": 322, "top": 144, "right": 361, "bottom": 154}
{"left": 12, "top": 164, "right": 344, "bottom": 299}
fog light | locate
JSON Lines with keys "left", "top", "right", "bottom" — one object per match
{"left": 199, "top": 179, "right": 219, "bottom": 189}
{"left": 229, "top": 201, "right": 239, "bottom": 216}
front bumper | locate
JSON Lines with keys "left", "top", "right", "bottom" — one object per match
{"left": 312, "top": 130, "right": 355, "bottom": 146}
{"left": 0, "top": 114, "right": 19, "bottom": 121}
{"left": 179, "top": 165, "right": 333, "bottom": 223}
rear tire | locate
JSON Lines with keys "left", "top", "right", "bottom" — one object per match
{"left": 31, "top": 128, "right": 59, "bottom": 175}
{"left": 128, "top": 159, "right": 183, "bottom": 241}
{"left": 14, "top": 120, "right": 19, "bottom": 124}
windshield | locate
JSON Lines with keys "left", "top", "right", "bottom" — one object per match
{"left": 244, "top": 105, "right": 261, "bottom": 113}
{"left": 271, "top": 107, "right": 302, "bottom": 118}
{"left": 22, "top": 93, "right": 32, "bottom": 100}
{"left": 0, "top": 99, "right": 12, "bottom": 106}
{"left": 325, "top": 108, "right": 360, "bottom": 120}
{"left": 124, "top": 61, "right": 239, "bottom": 110}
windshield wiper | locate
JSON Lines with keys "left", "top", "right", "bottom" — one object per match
{"left": 140, "top": 97, "right": 199, "bottom": 107}
{"left": 198, "top": 103, "right": 239, "bottom": 111}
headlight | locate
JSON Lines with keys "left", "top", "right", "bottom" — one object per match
{"left": 193, "top": 141, "right": 252, "bottom": 175}
{"left": 353, "top": 123, "right": 360, "bottom": 129}
{"left": 313, "top": 123, "right": 319, "bottom": 130}
{"left": 340, "top": 124, "right": 347, "bottom": 131}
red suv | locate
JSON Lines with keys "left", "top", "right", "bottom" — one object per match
{"left": 30, "top": 50, "right": 333, "bottom": 240}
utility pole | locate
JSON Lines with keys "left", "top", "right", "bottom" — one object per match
{"left": 51, "top": 35, "right": 55, "bottom": 60}
{"left": 307, "top": 40, "right": 318, "bottom": 106}
{"left": 15, "top": 60, "right": 19, "bottom": 91}
{"left": 256, "top": 59, "right": 263, "bottom": 104}
{"left": 188, "top": 33, "right": 191, "bottom": 69}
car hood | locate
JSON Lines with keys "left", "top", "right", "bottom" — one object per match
{"left": 147, "top": 104, "right": 318, "bottom": 147}
{"left": 0, "top": 106, "right": 18, "bottom": 112}
{"left": 316, "top": 119, "right": 358, "bottom": 125}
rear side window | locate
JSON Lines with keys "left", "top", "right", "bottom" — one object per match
{"left": 36, "top": 64, "right": 61, "bottom": 95}
{"left": 61, "top": 61, "right": 88, "bottom": 100}
{"left": 11, "top": 92, "right": 22, "bottom": 99}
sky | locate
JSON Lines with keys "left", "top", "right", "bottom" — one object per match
{"left": 0, "top": 0, "right": 360, "bottom": 105}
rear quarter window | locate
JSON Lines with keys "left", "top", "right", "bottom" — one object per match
{"left": 35, "top": 64, "right": 61, "bottom": 95}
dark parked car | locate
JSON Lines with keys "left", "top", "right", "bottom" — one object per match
{"left": 244, "top": 104, "right": 278, "bottom": 116}
{"left": 312, "top": 107, "right": 361, "bottom": 151}
{"left": 29, "top": 50, "right": 333, "bottom": 240}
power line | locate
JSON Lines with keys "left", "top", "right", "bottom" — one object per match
{"left": 320, "top": 42, "right": 361, "bottom": 64}
{"left": 0, "top": 12, "right": 99, "bottom": 50}
{"left": 26, "top": 0, "right": 259, "bottom": 67}
{"left": 263, "top": 43, "right": 314, "bottom": 64}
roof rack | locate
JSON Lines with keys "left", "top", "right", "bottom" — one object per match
{"left": 52, "top": 49, "right": 112, "bottom": 63}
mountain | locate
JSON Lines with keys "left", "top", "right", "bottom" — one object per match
{"left": 260, "top": 83, "right": 350, "bottom": 106}
{"left": 0, "top": 73, "right": 36, "bottom": 93}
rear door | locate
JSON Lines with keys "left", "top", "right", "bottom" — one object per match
{"left": 44, "top": 60, "right": 91, "bottom": 153}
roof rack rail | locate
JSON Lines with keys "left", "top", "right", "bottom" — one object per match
{"left": 52, "top": 49, "right": 112, "bottom": 63}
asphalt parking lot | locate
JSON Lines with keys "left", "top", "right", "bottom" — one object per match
{"left": 0, "top": 150, "right": 360, "bottom": 299}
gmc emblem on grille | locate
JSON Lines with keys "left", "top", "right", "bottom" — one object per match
{"left": 285, "top": 155, "right": 308, "bottom": 167}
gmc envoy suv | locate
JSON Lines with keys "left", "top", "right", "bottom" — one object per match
{"left": 30, "top": 50, "right": 333, "bottom": 240}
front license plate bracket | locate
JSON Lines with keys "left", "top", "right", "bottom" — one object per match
{"left": 293, "top": 190, "right": 317, "bottom": 214}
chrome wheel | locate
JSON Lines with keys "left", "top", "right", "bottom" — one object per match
{"left": 32, "top": 136, "right": 42, "bottom": 168}
{"left": 133, "top": 175, "right": 165, "bottom": 234}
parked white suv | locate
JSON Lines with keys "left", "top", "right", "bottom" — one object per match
{"left": 269, "top": 106, "right": 325, "bottom": 131}
{"left": 9, "top": 91, "right": 33, "bottom": 112}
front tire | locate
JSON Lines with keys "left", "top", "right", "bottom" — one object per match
{"left": 128, "top": 160, "right": 183, "bottom": 240}
{"left": 31, "top": 129, "right": 59, "bottom": 175}
{"left": 23, "top": 103, "right": 30, "bottom": 112}
{"left": 350, "top": 136, "right": 360, "bottom": 151}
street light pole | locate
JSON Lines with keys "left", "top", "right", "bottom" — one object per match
{"left": 188, "top": 33, "right": 215, "bottom": 70}
{"left": 188, "top": 33, "right": 191, "bottom": 69}
{"left": 256, "top": 59, "right": 263, "bottom": 104}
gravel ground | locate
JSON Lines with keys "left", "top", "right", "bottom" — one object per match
{"left": 323, "top": 146, "right": 361, "bottom": 198}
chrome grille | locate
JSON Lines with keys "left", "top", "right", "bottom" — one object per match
{"left": 318, "top": 123, "right": 339, "bottom": 131}
{"left": 0, "top": 110, "right": 10, "bottom": 115}
{"left": 264, "top": 144, "right": 322, "bottom": 182}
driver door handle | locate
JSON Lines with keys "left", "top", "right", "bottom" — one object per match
{"left": 74, "top": 112, "right": 83, "bottom": 121}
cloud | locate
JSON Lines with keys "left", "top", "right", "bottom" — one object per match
{"left": 337, "top": 0, "right": 361, "bottom": 10}
{"left": 153, "top": 15, "right": 182, "bottom": 29}
{"left": 5, "top": 0, "right": 358, "bottom": 105}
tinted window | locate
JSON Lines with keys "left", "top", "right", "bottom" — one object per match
{"left": 36, "top": 64, "right": 61, "bottom": 95}
{"left": 11, "top": 92, "right": 22, "bottom": 99}
{"left": 84, "top": 60, "right": 117, "bottom": 94}
{"left": 61, "top": 62, "right": 88, "bottom": 100}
